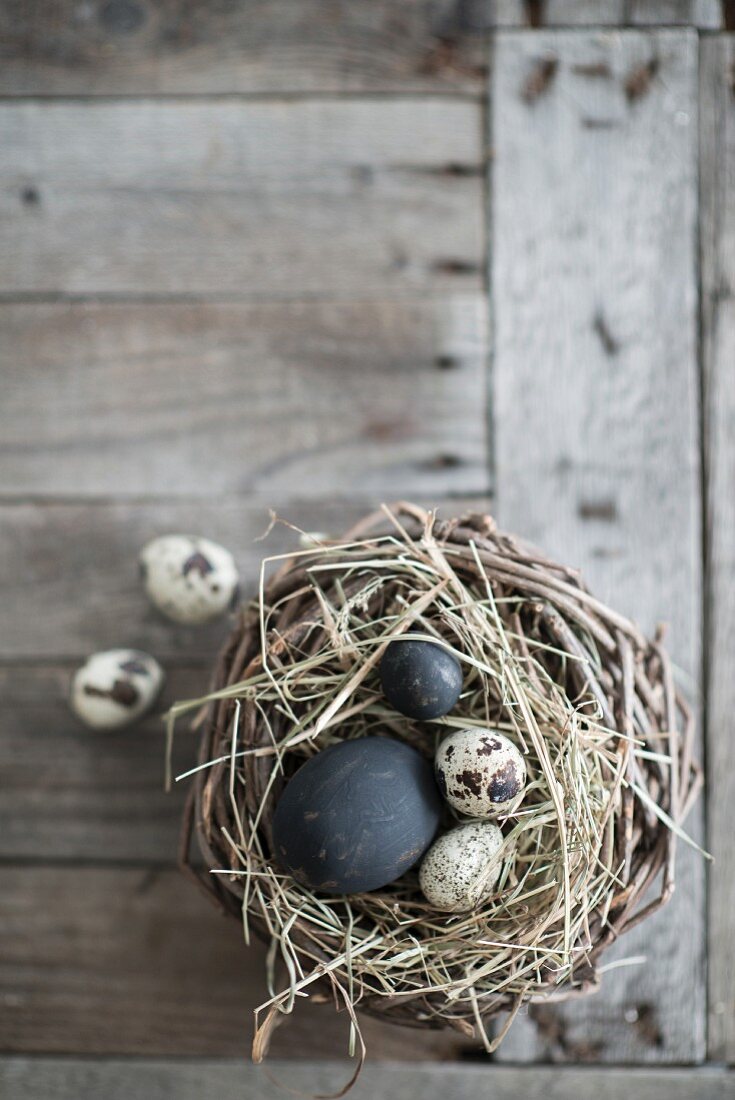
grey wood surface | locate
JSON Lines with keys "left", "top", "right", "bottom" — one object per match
{"left": 0, "top": 665, "right": 205, "bottom": 862}
{"left": 0, "top": 497, "right": 486, "bottom": 661}
{"left": 0, "top": 297, "right": 488, "bottom": 498}
{"left": 629, "top": 0, "right": 723, "bottom": 24}
{"left": 491, "top": 29, "right": 704, "bottom": 1064}
{"left": 0, "top": 1, "right": 722, "bottom": 99}
{"left": 1, "top": 1060, "right": 732, "bottom": 1100}
{"left": 0, "top": 0, "right": 492, "bottom": 96}
{"left": 1, "top": 99, "right": 483, "bottom": 298}
{"left": 0, "top": 866, "right": 465, "bottom": 1060}
{"left": 700, "top": 32, "right": 735, "bottom": 1065}
{"left": 1, "top": 9, "right": 729, "bottom": 1086}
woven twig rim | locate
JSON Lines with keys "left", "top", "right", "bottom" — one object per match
{"left": 174, "top": 502, "right": 701, "bottom": 1067}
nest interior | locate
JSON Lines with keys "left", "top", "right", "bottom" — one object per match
{"left": 173, "top": 502, "right": 701, "bottom": 1059}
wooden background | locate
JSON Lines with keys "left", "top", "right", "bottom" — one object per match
{"left": 2, "top": 2, "right": 734, "bottom": 1097}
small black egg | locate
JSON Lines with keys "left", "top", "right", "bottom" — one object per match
{"left": 379, "top": 639, "right": 462, "bottom": 720}
{"left": 271, "top": 737, "right": 442, "bottom": 894}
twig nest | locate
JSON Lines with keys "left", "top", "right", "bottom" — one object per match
{"left": 139, "top": 534, "right": 239, "bottom": 624}
{"left": 175, "top": 502, "right": 701, "bottom": 1059}
{"left": 419, "top": 822, "right": 505, "bottom": 912}
{"left": 272, "top": 737, "right": 442, "bottom": 894}
{"left": 435, "top": 728, "right": 526, "bottom": 817}
{"left": 71, "top": 648, "right": 163, "bottom": 730}
{"left": 379, "top": 639, "right": 463, "bottom": 720}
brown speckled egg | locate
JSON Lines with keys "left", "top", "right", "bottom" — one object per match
{"left": 419, "top": 821, "right": 504, "bottom": 912}
{"left": 139, "top": 534, "right": 239, "bottom": 625}
{"left": 435, "top": 727, "right": 526, "bottom": 817}
{"left": 70, "top": 648, "right": 164, "bottom": 731}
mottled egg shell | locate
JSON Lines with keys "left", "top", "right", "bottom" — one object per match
{"left": 139, "top": 534, "right": 239, "bottom": 625}
{"left": 435, "top": 727, "right": 526, "bottom": 817}
{"left": 272, "top": 737, "right": 442, "bottom": 894}
{"left": 419, "top": 821, "right": 505, "bottom": 912}
{"left": 70, "top": 648, "right": 164, "bottom": 730}
{"left": 379, "top": 639, "right": 462, "bottom": 720}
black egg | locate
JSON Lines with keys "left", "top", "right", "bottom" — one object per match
{"left": 379, "top": 639, "right": 462, "bottom": 720}
{"left": 271, "top": 737, "right": 442, "bottom": 894}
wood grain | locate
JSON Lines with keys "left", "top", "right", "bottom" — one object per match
{"left": 1, "top": 1059, "right": 733, "bottom": 1100}
{"left": 0, "top": 865, "right": 466, "bottom": 1060}
{"left": 1, "top": 99, "right": 483, "bottom": 298}
{"left": 0, "top": 665, "right": 208, "bottom": 863}
{"left": 0, "top": 297, "right": 488, "bottom": 498}
{"left": 0, "top": 497, "right": 488, "bottom": 662}
{"left": 0, "top": 0, "right": 719, "bottom": 100}
{"left": 700, "top": 32, "right": 735, "bottom": 1064}
{"left": 491, "top": 29, "right": 703, "bottom": 1063}
{"left": 5, "top": 0, "right": 717, "bottom": 99}
{"left": 629, "top": 1, "right": 722, "bottom": 25}
{"left": 0, "top": 0, "right": 491, "bottom": 96}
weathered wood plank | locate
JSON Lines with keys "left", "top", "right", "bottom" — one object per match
{"left": 700, "top": 32, "right": 735, "bottom": 1064}
{"left": 629, "top": 0, "right": 722, "bottom": 25}
{"left": 0, "top": 297, "right": 488, "bottom": 498}
{"left": 0, "top": 665, "right": 208, "bottom": 863}
{"left": 495, "top": 1, "right": 627, "bottom": 24}
{"left": 0, "top": 497, "right": 488, "bottom": 662}
{"left": 0, "top": 0, "right": 491, "bottom": 96}
{"left": 0, "top": 0, "right": 720, "bottom": 100}
{"left": 1, "top": 1060, "right": 733, "bottom": 1100}
{"left": 491, "top": 29, "right": 703, "bottom": 1063}
{"left": 1, "top": 99, "right": 483, "bottom": 298}
{"left": 0, "top": 866, "right": 466, "bottom": 1060}
{"left": 7, "top": 0, "right": 717, "bottom": 100}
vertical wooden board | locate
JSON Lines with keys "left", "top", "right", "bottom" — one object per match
{"left": 491, "top": 30, "right": 703, "bottom": 1062}
{"left": 700, "top": 33, "right": 735, "bottom": 1063}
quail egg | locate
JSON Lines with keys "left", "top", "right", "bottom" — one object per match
{"left": 419, "top": 821, "right": 505, "bottom": 912}
{"left": 435, "top": 727, "right": 526, "bottom": 817}
{"left": 379, "top": 639, "right": 463, "bottom": 720}
{"left": 70, "top": 648, "right": 164, "bottom": 730}
{"left": 139, "top": 534, "right": 239, "bottom": 625}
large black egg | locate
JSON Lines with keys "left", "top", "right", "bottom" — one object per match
{"left": 271, "top": 737, "right": 442, "bottom": 894}
{"left": 380, "top": 639, "right": 462, "bottom": 720}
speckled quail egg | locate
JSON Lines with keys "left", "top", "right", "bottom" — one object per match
{"left": 70, "top": 648, "right": 164, "bottom": 731}
{"left": 419, "top": 821, "right": 505, "bottom": 912}
{"left": 139, "top": 534, "right": 239, "bottom": 625}
{"left": 435, "top": 727, "right": 526, "bottom": 818}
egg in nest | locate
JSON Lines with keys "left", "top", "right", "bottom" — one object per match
{"left": 419, "top": 821, "right": 505, "bottom": 912}
{"left": 435, "top": 727, "right": 526, "bottom": 818}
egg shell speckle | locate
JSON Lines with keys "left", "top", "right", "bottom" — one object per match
{"left": 139, "top": 534, "right": 239, "bottom": 625}
{"left": 272, "top": 737, "right": 442, "bottom": 895}
{"left": 70, "top": 648, "right": 164, "bottom": 730}
{"left": 419, "top": 821, "right": 505, "bottom": 912}
{"left": 435, "top": 727, "right": 526, "bottom": 818}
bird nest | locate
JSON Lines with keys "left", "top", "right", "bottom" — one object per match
{"left": 172, "top": 502, "right": 701, "bottom": 1077}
